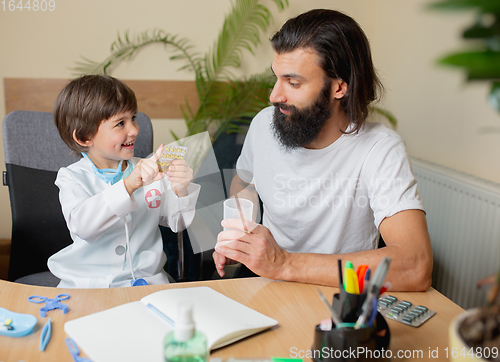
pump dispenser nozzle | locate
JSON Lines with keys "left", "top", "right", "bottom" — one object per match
{"left": 174, "top": 304, "right": 195, "bottom": 342}
{"left": 164, "top": 302, "right": 207, "bottom": 362}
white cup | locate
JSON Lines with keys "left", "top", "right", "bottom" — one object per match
{"left": 223, "top": 198, "right": 253, "bottom": 231}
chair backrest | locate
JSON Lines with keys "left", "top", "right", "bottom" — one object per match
{"left": 2, "top": 110, "right": 153, "bottom": 282}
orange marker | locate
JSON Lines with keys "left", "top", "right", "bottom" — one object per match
{"left": 356, "top": 264, "right": 369, "bottom": 293}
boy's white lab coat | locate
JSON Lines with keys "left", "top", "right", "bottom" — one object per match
{"left": 48, "top": 157, "right": 200, "bottom": 288}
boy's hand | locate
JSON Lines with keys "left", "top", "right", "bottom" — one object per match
{"left": 167, "top": 159, "right": 193, "bottom": 197}
{"left": 124, "top": 145, "right": 165, "bottom": 195}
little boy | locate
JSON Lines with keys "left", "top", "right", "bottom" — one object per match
{"left": 48, "top": 75, "right": 200, "bottom": 288}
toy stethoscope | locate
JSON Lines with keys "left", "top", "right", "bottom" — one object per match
{"left": 124, "top": 221, "right": 148, "bottom": 286}
{"left": 83, "top": 153, "right": 147, "bottom": 287}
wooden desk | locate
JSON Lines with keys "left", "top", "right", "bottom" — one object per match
{"left": 0, "top": 277, "right": 463, "bottom": 361}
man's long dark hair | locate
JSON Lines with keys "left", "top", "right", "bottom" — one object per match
{"left": 270, "top": 9, "right": 382, "bottom": 133}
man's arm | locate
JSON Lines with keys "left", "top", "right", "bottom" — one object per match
{"left": 215, "top": 208, "right": 433, "bottom": 291}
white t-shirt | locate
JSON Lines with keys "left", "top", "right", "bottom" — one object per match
{"left": 236, "top": 106, "right": 424, "bottom": 255}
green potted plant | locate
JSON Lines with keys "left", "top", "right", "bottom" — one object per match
{"left": 429, "top": 0, "right": 500, "bottom": 116}
{"left": 429, "top": 1, "right": 500, "bottom": 359}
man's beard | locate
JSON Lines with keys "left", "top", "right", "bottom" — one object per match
{"left": 271, "top": 79, "right": 333, "bottom": 151}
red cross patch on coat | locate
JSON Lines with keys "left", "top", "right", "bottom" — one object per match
{"left": 145, "top": 189, "right": 161, "bottom": 209}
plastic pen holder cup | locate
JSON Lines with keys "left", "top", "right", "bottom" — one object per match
{"left": 311, "top": 291, "right": 390, "bottom": 362}
{"left": 338, "top": 288, "right": 367, "bottom": 322}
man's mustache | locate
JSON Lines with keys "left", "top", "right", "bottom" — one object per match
{"left": 273, "top": 102, "right": 296, "bottom": 112}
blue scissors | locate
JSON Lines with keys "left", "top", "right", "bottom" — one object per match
{"left": 28, "top": 294, "right": 70, "bottom": 317}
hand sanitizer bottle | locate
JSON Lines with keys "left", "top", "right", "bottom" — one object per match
{"left": 164, "top": 303, "right": 208, "bottom": 362}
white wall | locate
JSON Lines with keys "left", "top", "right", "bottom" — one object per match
{"left": 372, "top": 0, "right": 500, "bottom": 182}
{"left": 0, "top": 0, "right": 499, "bottom": 238}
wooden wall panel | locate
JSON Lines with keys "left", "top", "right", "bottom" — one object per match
{"left": 4, "top": 78, "right": 199, "bottom": 119}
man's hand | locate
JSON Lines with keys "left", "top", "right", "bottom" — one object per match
{"left": 124, "top": 144, "right": 165, "bottom": 195}
{"left": 167, "top": 159, "right": 193, "bottom": 197}
{"left": 212, "top": 250, "right": 238, "bottom": 278}
{"left": 214, "top": 219, "right": 289, "bottom": 280}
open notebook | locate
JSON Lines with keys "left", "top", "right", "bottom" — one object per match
{"left": 64, "top": 287, "right": 278, "bottom": 362}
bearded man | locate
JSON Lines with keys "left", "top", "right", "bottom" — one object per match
{"left": 213, "top": 9, "right": 433, "bottom": 291}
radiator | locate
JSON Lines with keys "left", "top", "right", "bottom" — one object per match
{"left": 411, "top": 158, "right": 500, "bottom": 309}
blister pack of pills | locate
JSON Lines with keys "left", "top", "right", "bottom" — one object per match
{"left": 377, "top": 295, "right": 436, "bottom": 327}
{"left": 157, "top": 146, "right": 187, "bottom": 172}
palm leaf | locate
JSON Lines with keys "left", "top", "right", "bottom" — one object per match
{"left": 170, "top": 130, "right": 180, "bottom": 141}
{"left": 220, "top": 72, "right": 274, "bottom": 120}
{"left": 430, "top": 0, "right": 500, "bottom": 115}
{"left": 203, "top": 0, "right": 287, "bottom": 82}
{"left": 438, "top": 51, "right": 500, "bottom": 80}
{"left": 428, "top": 0, "right": 500, "bottom": 13}
{"left": 187, "top": 0, "right": 287, "bottom": 137}
{"left": 73, "top": 29, "right": 201, "bottom": 76}
{"left": 208, "top": 71, "right": 274, "bottom": 141}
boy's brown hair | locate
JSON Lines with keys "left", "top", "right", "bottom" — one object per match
{"left": 54, "top": 75, "right": 138, "bottom": 153}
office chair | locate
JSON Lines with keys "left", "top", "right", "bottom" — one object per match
{"left": 2, "top": 110, "right": 153, "bottom": 286}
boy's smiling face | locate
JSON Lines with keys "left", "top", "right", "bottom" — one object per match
{"left": 80, "top": 110, "right": 139, "bottom": 169}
